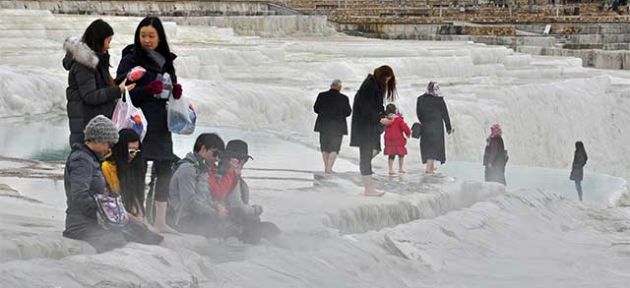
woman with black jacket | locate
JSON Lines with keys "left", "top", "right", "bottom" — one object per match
{"left": 416, "top": 81, "right": 452, "bottom": 174}
{"left": 116, "top": 17, "right": 182, "bottom": 233}
{"left": 63, "top": 19, "right": 134, "bottom": 146}
{"left": 570, "top": 141, "right": 588, "bottom": 202}
{"left": 350, "top": 65, "right": 396, "bottom": 196}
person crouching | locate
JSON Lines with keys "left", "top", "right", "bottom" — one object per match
{"left": 211, "top": 140, "right": 280, "bottom": 244}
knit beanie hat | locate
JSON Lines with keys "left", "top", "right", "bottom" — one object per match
{"left": 84, "top": 115, "right": 119, "bottom": 144}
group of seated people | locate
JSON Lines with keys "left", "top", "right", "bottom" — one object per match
{"left": 63, "top": 116, "right": 279, "bottom": 253}
{"left": 168, "top": 133, "right": 280, "bottom": 244}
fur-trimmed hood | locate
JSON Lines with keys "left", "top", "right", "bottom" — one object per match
{"left": 62, "top": 36, "right": 99, "bottom": 71}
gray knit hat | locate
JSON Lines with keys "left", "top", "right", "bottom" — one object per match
{"left": 84, "top": 115, "right": 119, "bottom": 144}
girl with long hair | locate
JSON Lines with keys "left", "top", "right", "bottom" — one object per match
{"left": 63, "top": 19, "right": 135, "bottom": 146}
{"left": 350, "top": 65, "right": 396, "bottom": 196}
{"left": 116, "top": 17, "right": 182, "bottom": 233}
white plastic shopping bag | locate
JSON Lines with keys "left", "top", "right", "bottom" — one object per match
{"left": 112, "top": 89, "right": 148, "bottom": 140}
{"left": 167, "top": 94, "right": 196, "bottom": 135}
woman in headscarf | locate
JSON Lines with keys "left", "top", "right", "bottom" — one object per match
{"left": 416, "top": 81, "right": 452, "bottom": 174}
{"left": 483, "top": 123, "right": 508, "bottom": 185}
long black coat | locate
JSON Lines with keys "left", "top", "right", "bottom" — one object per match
{"left": 116, "top": 45, "right": 178, "bottom": 161}
{"left": 416, "top": 93, "right": 452, "bottom": 164}
{"left": 483, "top": 136, "right": 508, "bottom": 185}
{"left": 63, "top": 38, "right": 120, "bottom": 146}
{"left": 570, "top": 149, "right": 588, "bottom": 181}
{"left": 350, "top": 75, "right": 385, "bottom": 150}
{"left": 314, "top": 89, "right": 352, "bottom": 136}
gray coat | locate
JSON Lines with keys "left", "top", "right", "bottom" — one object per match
{"left": 63, "top": 37, "right": 120, "bottom": 146}
{"left": 416, "top": 93, "right": 452, "bottom": 164}
{"left": 169, "top": 152, "right": 217, "bottom": 226}
{"left": 63, "top": 143, "right": 106, "bottom": 239}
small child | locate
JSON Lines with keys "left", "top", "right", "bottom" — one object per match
{"left": 383, "top": 104, "right": 411, "bottom": 175}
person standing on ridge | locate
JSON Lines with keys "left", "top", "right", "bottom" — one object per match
{"left": 483, "top": 123, "right": 508, "bottom": 185}
{"left": 63, "top": 19, "right": 135, "bottom": 146}
{"left": 570, "top": 141, "right": 588, "bottom": 202}
{"left": 383, "top": 103, "right": 411, "bottom": 176}
{"left": 416, "top": 80, "right": 452, "bottom": 174}
{"left": 313, "top": 79, "right": 352, "bottom": 174}
{"left": 350, "top": 65, "right": 396, "bottom": 196}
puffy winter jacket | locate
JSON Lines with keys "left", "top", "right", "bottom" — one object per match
{"left": 62, "top": 37, "right": 120, "bottom": 146}
{"left": 63, "top": 143, "right": 106, "bottom": 239}
{"left": 384, "top": 114, "right": 411, "bottom": 148}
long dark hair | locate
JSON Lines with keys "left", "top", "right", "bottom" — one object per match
{"left": 373, "top": 65, "right": 396, "bottom": 101}
{"left": 134, "top": 17, "right": 172, "bottom": 59}
{"left": 82, "top": 19, "right": 113, "bottom": 54}
{"left": 106, "top": 129, "right": 147, "bottom": 216}
{"left": 575, "top": 141, "right": 588, "bottom": 161}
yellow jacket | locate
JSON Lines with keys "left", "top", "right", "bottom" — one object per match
{"left": 101, "top": 161, "right": 120, "bottom": 193}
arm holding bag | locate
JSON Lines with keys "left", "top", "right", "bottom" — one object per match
{"left": 112, "top": 89, "right": 148, "bottom": 141}
{"left": 167, "top": 94, "right": 197, "bottom": 135}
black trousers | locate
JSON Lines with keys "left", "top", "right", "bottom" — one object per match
{"left": 359, "top": 145, "right": 375, "bottom": 176}
{"left": 151, "top": 160, "right": 174, "bottom": 202}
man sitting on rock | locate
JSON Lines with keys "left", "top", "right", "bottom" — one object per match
{"left": 210, "top": 140, "right": 280, "bottom": 244}
{"left": 168, "top": 133, "right": 227, "bottom": 238}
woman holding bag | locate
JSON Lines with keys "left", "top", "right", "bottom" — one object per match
{"left": 116, "top": 17, "right": 182, "bottom": 233}
{"left": 63, "top": 19, "right": 135, "bottom": 146}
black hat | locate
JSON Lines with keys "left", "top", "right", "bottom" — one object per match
{"left": 224, "top": 140, "right": 253, "bottom": 161}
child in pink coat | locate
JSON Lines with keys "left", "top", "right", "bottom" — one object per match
{"left": 383, "top": 104, "right": 411, "bottom": 175}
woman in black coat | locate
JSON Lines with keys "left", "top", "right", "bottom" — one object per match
{"left": 416, "top": 81, "right": 452, "bottom": 174}
{"left": 116, "top": 17, "right": 182, "bottom": 233}
{"left": 62, "top": 19, "right": 133, "bottom": 146}
{"left": 483, "top": 124, "right": 508, "bottom": 185}
{"left": 350, "top": 65, "right": 396, "bottom": 196}
{"left": 569, "top": 141, "right": 588, "bottom": 201}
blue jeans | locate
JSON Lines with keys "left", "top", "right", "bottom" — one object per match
{"left": 574, "top": 180, "right": 583, "bottom": 202}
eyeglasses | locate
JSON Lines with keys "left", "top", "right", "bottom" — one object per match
{"left": 128, "top": 148, "right": 141, "bottom": 156}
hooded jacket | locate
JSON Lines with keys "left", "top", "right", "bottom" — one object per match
{"left": 63, "top": 37, "right": 121, "bottom": 146}
{"left": 168, "top": 152, "right": 217, "bottom": 226}
{"left": 63, "top": 143, "right": 106, "bottom": 239}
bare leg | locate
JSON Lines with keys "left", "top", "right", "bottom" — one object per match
{"left": 362, "top": 175, "right": 385, "bottom": 197}
{"left": 399, "top": 156, "right": 405, "bottom": 173}
{"left": 425, "top": 159, "right": 434, "bottom": 174}
{"left": 388, "top": 157, "right": 395, "bottom": 175}
{"left": 153, "top": 201, "right": 178, "bottom": 234}
{"left": 327, "top": 152, "right": 338, "bottom": 173}
{"left": 322, "top": 152, "right": 330, "bottom": 173}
